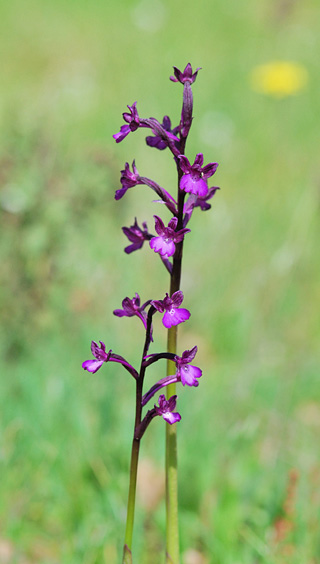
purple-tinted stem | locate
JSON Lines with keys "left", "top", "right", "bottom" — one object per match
{"left": 109, "top": 356, "right": 139, "bottom": 380}
{"left": 160, "top": 256, "right": 173, "bottom": 275}
{"left": 134, "top": 407, "right": 157, "bottom": 440}
{"left": 123, "top": 304, "right": 157, "bottom": 556}
{"left": 143, "top": 352, "right": 176, "bottom": 368}
{"left": 141, "top": 374, "right": 178, "bottom": 407}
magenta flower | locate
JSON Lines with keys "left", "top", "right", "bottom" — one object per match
{"left": 179, "top": 154, "right": 218, "bottom": 198}
{"left": 149, "top": 215, "right": 190, "bottom": 259}
{"left": 122, "top": 218, "right": 150, "bottom": 254}
{"left": 82, "top": 341, "right": 139, "bottom": 379}
{"left": 113, "top": 293, "right": 150, "bottom": 330}
{"left": 141, "top": 346, "right": 202, "bottom": 406}
{"left": 115, "top": 160, "right": 141, "bottom": 200}
{"left": 170, "top": 63, "right": 201, "bottom": 84}
{"left": 152, "top": 291, "right": 190, "bottom": 329}
{"left": 113, "top": 102, "right": 141, "bottom": 143}
{"left": 82, "top": 341, "right": 112, "bottom": 374}
{"left": 146, "top": 116, "right": 179, "bottom": 150}
{"left": 175, "top": 346, "right": 202, "bottom": 386}
{"left": 155, "top": 394, "right": 181, "bottom": 424}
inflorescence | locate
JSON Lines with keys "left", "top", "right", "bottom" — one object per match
{"left": 82, "top": 63, "right": 219, "bottom": 444}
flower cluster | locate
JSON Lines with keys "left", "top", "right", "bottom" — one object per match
{"left": 83, "top": 63, "right": 219, "bottom": 444}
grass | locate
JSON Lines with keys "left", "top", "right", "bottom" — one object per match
{"left": 0, "top": 0, "right": 320, "bottom": 562}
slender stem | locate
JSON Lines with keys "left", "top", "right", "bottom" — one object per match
{"left": 166, "top": 326, "right": 179, "bottom": 563}
{"left": 123, "top": 435, "right": 140, "bottom": 563}
{"left": 122, "top": 308, "right": 155, "bottom": 563}
{"left": 122, "top": 378, "right": 142, "bottom": 564}
{"left": 165, "top": 167, "right": 186, "bottom": 563}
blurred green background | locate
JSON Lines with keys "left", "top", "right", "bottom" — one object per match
{"left": 1, "top": 0, "right": 319, "bottom": 562}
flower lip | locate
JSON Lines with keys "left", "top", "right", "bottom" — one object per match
{"left": 151, "top": 291, "right": 190, "bottom": 329}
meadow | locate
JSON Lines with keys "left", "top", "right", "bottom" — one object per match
{"left": 0, "top": 1, "right": 319, "bottom": 562}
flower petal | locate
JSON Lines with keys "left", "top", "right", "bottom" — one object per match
{"left": 171, "top": 291, "right": 184, "bottom": 307}
{"left": 153, "top": 215, "right": 166, "bottom": 236}
{"left": 168, "top": 217, "right": 178, "bottom": 231}
{"left": 178, "top": 155, "right": 191, "bottom": 174}
{"left": 194, "top": 153, "right": 204, "bottom": 167}
{"left": 180, "top": 175, "right": 208, "bottom": 197}
{"left": 162, "top": 307, "right": 190, "bottom": 328}
{"left": 180, "top": 364, "right": 202, "bottom": 386}
{"left": 115, "top": 187, "right": 129, "bottom": 200}
{"left": 201, "top": 162, "right": 219, "bottom": 179}
{"left": 150, "top": 237, "right": 175, "bottom": 258}
{"left": 151, "top": 299, "right": 165, "bottom": 313}
{"left": 82, "top": 359, "right": 104, "bottom": 373}
{"left": 113, "top": 124, "right": 130, "bottom": 143}
{"left": 162, "top": 411, "right": 181, "bottom": 424}
{"left": 180, "top": 345, "right": 198, "bottom": 363}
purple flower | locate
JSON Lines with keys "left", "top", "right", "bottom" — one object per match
{"left": 82, "top": 341, "right": 112, "bottom": 374}
{"left": 170, "top": 63, "right": 201, "bottom": 84}
{"left": 115, "top": 161, "right": 140, "bottom": 200}
{"left": 179, "top": 154, "right": 218, "bottom": 198}
{"left": 82, "top": 341, "right": 139, "bottom": 379}
{"left": 113, "top": 102, "right": 140, "bottom": 143}
{"left": 122, "top": 218, "right": 150, "bottom": 254}
{"left": 175, "top": 346, "right": 202, "bottom": 386}
{"left": 115, "top": 162, "right": 177, "bottom": 214}
{"left": 146, "top": 116, "right": 179, "bottom": 150}
{"left": 113, "top": 293, "right": 150, "bottom": 330}
{"left": 141, "top": 346, "right": 202, "bottom": 405}
{"left": 149, "top": 215, "right": 190, "bottom": 259}
{"left": 155, "top": 394, "right": 181, "bottom": 424}
{"left": 152, "top": 290, "right": 190, "bottom": 329}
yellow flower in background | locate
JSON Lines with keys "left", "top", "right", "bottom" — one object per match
{"left": 250, "top": 61, "right": 308, "bottom": 98}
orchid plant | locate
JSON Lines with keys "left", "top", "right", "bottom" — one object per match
{"left": 82, "top": 64, "right": 219, "bottom": 563}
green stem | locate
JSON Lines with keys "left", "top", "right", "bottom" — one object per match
{"left": 165, "top": 183, "right": 185, "bottom": 563}
{"left": 166, "top": 326, "right": 179, "bottom": 563}
{"left": 122, "top": 435, "right": 140, "bottom": 564}
{"left": 122, "top": 308, "right": 154, "bottom": 563}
